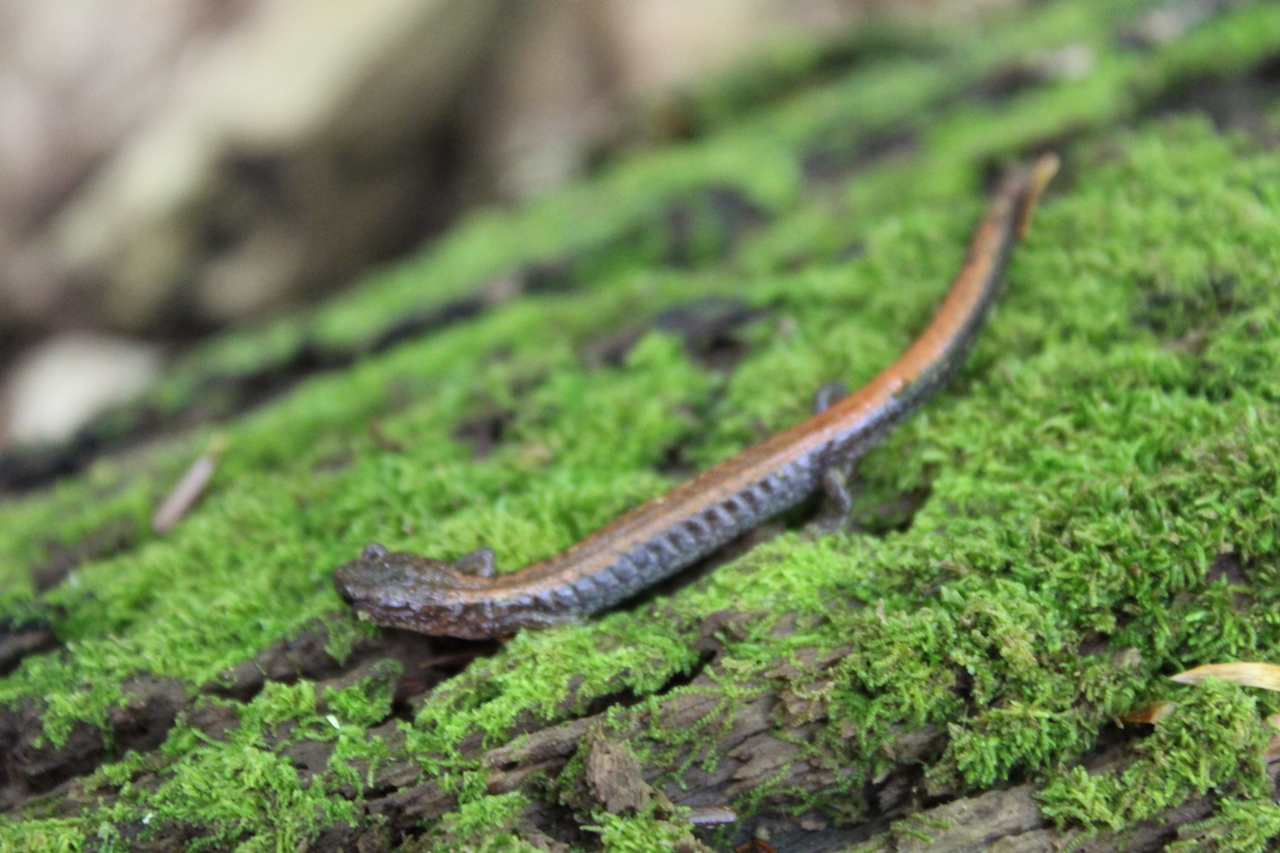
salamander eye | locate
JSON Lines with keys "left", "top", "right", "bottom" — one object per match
{"left": 361, "top": 543, "right": 388, "bottom": 560}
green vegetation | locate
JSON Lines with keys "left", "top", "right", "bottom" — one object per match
{"left": 4, "top": 0, "right": 1280, "bottom": 848}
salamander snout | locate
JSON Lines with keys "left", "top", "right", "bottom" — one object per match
{"left": 333, "top": 543, "right": 409, "bottom": 608}
{"left": 334, "top": 545, "right": 491, "bottom": 614}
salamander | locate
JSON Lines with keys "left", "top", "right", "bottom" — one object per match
{"left": 335, "top": 155, "right": 1058, "bottom": 639}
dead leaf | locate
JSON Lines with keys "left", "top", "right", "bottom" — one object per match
{"left": 1170, "top": 662, "right": 1280, "bottom": 691}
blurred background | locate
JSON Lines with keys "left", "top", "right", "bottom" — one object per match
{"left": 0, "top": 0, "right": 1013, "bottom": 451}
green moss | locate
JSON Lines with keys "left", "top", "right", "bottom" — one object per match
{"left": 0, "top": 820, "right": 86, "bottom": 853}
{"left": 61, "top": 680, "right": 382, "bottom": 851}
{"left": 418, "top": 792, "right": 537, "bottom": 853}
{"left": 587, "top": 804, "right": 699, "bottom": 853}
{"left": 407, "top": 610, "right": 705, "bottom": 764}
{"left": 137, "top": 741, "right": 352, "bottom": 852}
{"left": 1175, "top": 798, "right": 1280, "bottom": 853}
{"left": 323, "top": 661, "right": 399, "bottom": 729}
{"left": 1038, "top": 680, "right": 1270, "bottom": 831}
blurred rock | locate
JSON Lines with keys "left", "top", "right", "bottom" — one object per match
{"left": 0, "top": 0, "right": 239, "bottom": 328}
{"left": 457, "top": 0, "right": 872, "bottom": 202}
{"left": 1119, "top": 0, "right": 1227, "bottom": 49}
{"left": 47, "top": 0, "right": 503, "bottom": 332}
{"left": 455, "top": 0, "right": 615, "bottom": 201}
{"left": 602, "top": 0, "right": 857, "bottom": 97}
{"left": 0, "top": 0, "right": 1024, "bottom": 446}
{"left": 3, "top": 333, "right": 161, "bottom": 444}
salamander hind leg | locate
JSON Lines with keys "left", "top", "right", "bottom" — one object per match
{"left": 812, "top": 381, "right": 849, "bottom": 414}
{"left": 813, "top": 466, "right": 860, "bottom": 533}
{"left": 809, "top": 383, "right": 862, "bottom": 531}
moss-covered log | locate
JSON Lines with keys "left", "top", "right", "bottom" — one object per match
{"left": 5, "top": 1, "right": 1280, "bottom": 850}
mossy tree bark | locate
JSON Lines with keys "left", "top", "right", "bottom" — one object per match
{"left": 5, "top": 1, "right": 1280, "bottom": 851}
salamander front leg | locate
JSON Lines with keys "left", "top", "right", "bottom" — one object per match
{"left": 454, "top": 546, "right": 496, "bottom": 578}
{"left": 812, "top": 466, "right": 859, "bottom": 532}
{"left": 821, "top": 468, "right": 853, "bottom": 515}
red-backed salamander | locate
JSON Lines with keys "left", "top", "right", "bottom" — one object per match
{"left": 335, "top": 155, "right": 1058, "bottom": 639}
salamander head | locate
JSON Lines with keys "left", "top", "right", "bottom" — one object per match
{"left": 333, "top": 543, "right": 494, "bottom": 638}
